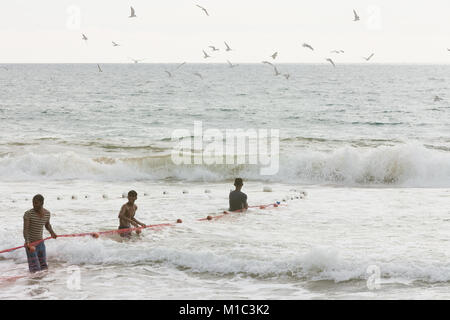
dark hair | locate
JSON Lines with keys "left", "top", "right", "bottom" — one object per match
{"left": 234, "top": 178, "right": 243, "bottom": 186}
{"left": 33, "top": 194, "right": 44, "bottom": 203}
{"left": 128, "top": 190, "right": 137, "bottom": 197}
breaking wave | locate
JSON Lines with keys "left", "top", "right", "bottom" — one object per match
{"left": 0, "top": 143, "right": 449, "bottom": 187}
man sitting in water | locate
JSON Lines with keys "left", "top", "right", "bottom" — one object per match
{"left": 229, "top": 178, "right": 248, "bottom": 211}
{"left": 23, "top": 194, "right": 57, "bottom": 273}
{"left": 118, "top": 190, "right": 146, "bottom": 238}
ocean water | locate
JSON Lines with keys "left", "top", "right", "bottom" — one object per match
{"left": 0, "top": 63, "right": 449, "bottom": 299}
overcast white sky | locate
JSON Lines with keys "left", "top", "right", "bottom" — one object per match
{"left": 1, "top": 0, "right": 450, "bottom": 63}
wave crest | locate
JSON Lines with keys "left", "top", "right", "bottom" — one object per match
{"left": 0, "top": 144, "right": 448, "bottom": 186}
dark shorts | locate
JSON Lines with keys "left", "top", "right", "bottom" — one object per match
{"left": 25, "top": 242, "right": 47, "bottom": 273}
{"left": 118, "top": 226, "right": 132, "bottom": 238}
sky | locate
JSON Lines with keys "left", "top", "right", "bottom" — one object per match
{"left": 0, "top": 0, "right": 449, "bottom": 63}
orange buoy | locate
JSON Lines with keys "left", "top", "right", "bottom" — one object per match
{"left": 91, "top": 233, "right": 100, "bottom": 239}
{"left": 223, "top": 211, "right": 229, "bottom": 214}
{"left": 176, "top": 219, "right": 183, "bottom": 223}
{"left": 206, "top": 215, "right": 213, "bottom": 220}
{"left": 273, "top": 203, "right": 279, "bottom": 207}
{"left": 259, "top": 205, "right": 265, "bottom": 209}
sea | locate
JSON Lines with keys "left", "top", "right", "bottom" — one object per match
{"left": 0, "top": 63, "right": 449, "bottom": 299}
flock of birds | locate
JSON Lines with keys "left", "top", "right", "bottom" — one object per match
{"left": 78, "top": 5, "right": 383, "bottom": 79}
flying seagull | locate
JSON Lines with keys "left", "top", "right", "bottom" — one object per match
{"left": 193, "top": 72, "right": 203, "bottom": 79}
{"left": 224, "top": 41, "right": 232, "bottom": 52}
{"left": 97, "top": 64, "right": 103, "bottom": 72}
{"left": 129, "top": 6, "right": 137, "bottom": 18}
{"left": 273, "top": 66, "right": 281, "bottom": 76}
{"left": 112, "top": 41, "right": 120, "bottom": 47}
{"left": 176, "top": 62, "right": 186, "bottom": 70}
{"left": 82, "top": 34, "right": 88, "bottom": 41}
{"left": 203, "top": 50, "right": 211, "bottom": 58}
{"left": 326, "top": 58, "right": 336, "bottom": 67}
{"left": 227, "top": 60, "right": 238, "bottom": 68}
{"left": 196, "top": 5, "right": 209, "bottom": 16}
{"left": 363, "top": 53, "right": 375, "bottom": 61}
{"left": 271, "top": 52, "right": 278, "bottom": 59}
{"left": 129, "top": 57, "right": 145, "bottom": 63}
{"left": 353, "top": 9, "right": 360, "bottom": 21}
{"left": 302, "top": 43, "right": 314, "bottom": 51}
{"left": 165, "top": 71, "right": 173, "bottom": 77}
{"left": 283, "top": 73, "right": 290, "bottom": 80}
{"left": 209, "top": 46, "right": 219, "bottom": 51}
{"left": 262, "top": 60, "right": 274, "bottom": 66}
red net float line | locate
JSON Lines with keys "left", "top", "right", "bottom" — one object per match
{"left": 0, "top": 222, "right": 177, "bottom": 254}
{"left": 198, "top": 202, "right": 285, "bottom": 221}
{"left": 1, "top": 202, "right": 286, "bottom": 254}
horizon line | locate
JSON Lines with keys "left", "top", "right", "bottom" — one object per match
{"left": 1, "top": 62, "right": 450, "bottom": 65}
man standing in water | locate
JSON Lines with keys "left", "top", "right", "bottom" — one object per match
{"left": 118, "top": 190, "right": 146, "bottom": 238}
{"left": 23, "top": 194, "right": 57, "bottom": 273}
{"left": 229, "top": 178, "right": 248, "bottom": 211}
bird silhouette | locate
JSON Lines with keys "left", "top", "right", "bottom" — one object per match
{"left": 262, "top": 61, "right": 274, "bottom": 66}
{"left": 193, "top": 72, "right": 203, "bottom": 79}
{"left": 326, "top": 58, "right": 336, "bottom": 67}
{"left": 363, "top": 53, "right": 375, "bottom": 61}
{"left": 196, "top": 5, "right": 209, "bottom": 16}
{"left": 129, "top": 57, "right": 145, "bottom": 63}
{"left": 224, "top": 42, "right": 232, "bottom": 51}
{"left": 176, "top": 62, "right": 186, "bottom": 70}
{"left": 302, "top": 43, "right": 314, "bottom": 51}
{"left": 129, "top": 6, "right": 137, "bottom": 18}
{"left": 227, "top": 60, "right": 238, "bottom": 68}
{"left": 273, "top": 66, "right": 281, "bottom": 76}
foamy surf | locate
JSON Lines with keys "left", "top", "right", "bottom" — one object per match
{"left": 3, "top": 238, "right": 450, "bottom": 285}
{"left": 0, "top": 143, "right": 449, "bottom": 187}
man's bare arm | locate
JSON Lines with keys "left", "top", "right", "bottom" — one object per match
{"left": 131, "top": 206, "right": 146, "bottom": 227}
{"left": 131, "top": 217, "right": 146, "bottom": 227}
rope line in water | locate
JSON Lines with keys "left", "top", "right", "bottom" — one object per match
{"left": 0, "top": 201, "right": 284, "bottom": 254}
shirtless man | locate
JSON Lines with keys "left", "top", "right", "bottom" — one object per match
{"left": 118, "top": 190, "right": 146, "bottom": 238}
{"left": 229, "top": 178, "right": 248, "bottom": 212}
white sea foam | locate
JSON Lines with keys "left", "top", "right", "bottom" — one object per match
{"left": 4, "top": 236, "right": 449, "bottom": 284}
{"left": 0, "top": 144, "right": 448, "bottom": 187}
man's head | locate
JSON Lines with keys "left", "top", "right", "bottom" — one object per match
{"left": 128, "top": 190, "right": 138, "bottom": 202}
{"left": 234, "top": 178, "right": 243, "bottom": 189}
{"left": 32, "top": 194, "right": 44, "bottom": 210}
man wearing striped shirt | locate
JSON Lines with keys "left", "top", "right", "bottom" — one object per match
{"left": 23, "top": 194, "right": 57, "bottom": 273}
